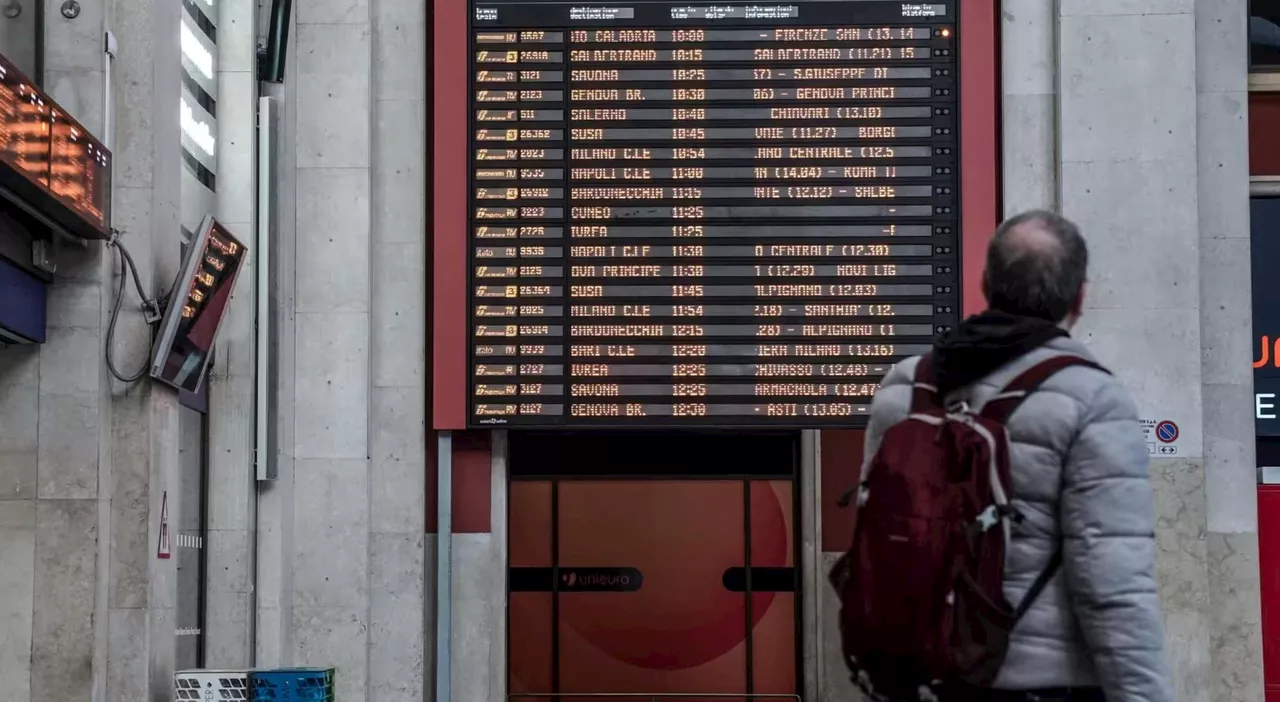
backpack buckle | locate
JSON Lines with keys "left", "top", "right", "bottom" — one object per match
{"left": 946, "top": 399, "right": 972, "bottom": 415}
{"left": 975, "top": 504, "right": 1001, "bottom": 532}
{"left": 973, "top": 504, "right": 1024, "bottom": 533}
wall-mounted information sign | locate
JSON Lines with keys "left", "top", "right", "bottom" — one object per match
{"left": 0, "top": 52, "right": 111, "bottom": 239}
{"left": 150, "top": 216, "right": 247, "bottom": 394}
{"left": 466, "top": 0, "right": 960, "bottom": 428}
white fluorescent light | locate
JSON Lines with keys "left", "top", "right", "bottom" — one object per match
{"left": 180, "top": 21, "right": 214, "bottom": 80}
{"left": 181, "top": 98, "right": 216, "bottom": 156}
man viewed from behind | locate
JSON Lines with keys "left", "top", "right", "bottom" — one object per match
{"left": 830, "top": 210, "right": 1172, "bottom": 702}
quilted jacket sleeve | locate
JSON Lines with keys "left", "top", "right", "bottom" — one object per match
{"left": 1059, "top": 377, "right": 1173, "bottom": 702}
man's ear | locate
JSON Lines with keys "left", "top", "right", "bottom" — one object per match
{"left": 981, "top": 272, "right": 991, "bottom": 304}
{"left": 1071, "top": 283, "right": 1087, "bottom": 317}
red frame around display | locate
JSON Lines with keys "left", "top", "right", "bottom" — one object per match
{"left": 430, "top": 0, "right": 1002, "bottom": 429}
{"left": 433, "top": 0, "right": 468, "bottom": 430}
{"left": 959, "top": 0, "right": 999, "bottom": 316}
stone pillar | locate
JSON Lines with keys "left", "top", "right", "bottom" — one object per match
{"left": 285, "top": 0, "right": 375, "bottom": 691}
{"left": 103, "top": 0, "right": 186, "bottom": 691}
{"left": 254, "top": 5, "right": 299, "bottom": 671}
{"left": 1195, "top": 1, "right": 1265, "bottom": 701}
{"left": 0, "top": 0, "right": 185, "bottom": 698}
{"left": 1053, "top": 3, "right": 1263, "bottom": 700}
{"left": 450, "top": 432, "right": 507, "bottom": 702}
{"left": 254, "top": 76, "right": 296, "bottom": 666}
{"left": 1001, "top": 0, "right": 1057, "bottom": 214}
{"left": 370, "top": 0, "right": 431, "bottom": 692}
{"left": 203, "top": 0, "right": 258, "bottom": 667}
{"left": 15, "top": 3, "right": 112, "bottom": 701}
{"left": 999, "top": 3, "right": 1264, "bottom": 701}
{"left": 252, "top": 0, "right": 433, "bottom": 692}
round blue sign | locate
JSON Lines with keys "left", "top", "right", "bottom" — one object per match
{"left": 1156, "top": 421, "right": 1179, "bottom": 444}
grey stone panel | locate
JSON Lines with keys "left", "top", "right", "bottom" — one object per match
{"left": 30, "top": 499, "right": 97, "bottom": 702}
{"left": 1207, "top": 531, "right": 1264, "bottom": 702}
{"left": 292, "top": 607, "right": 369, "bottom": 702}
{"left": 292, "top": 459, "right": 370, "bottom": 609}
{"left": 294, "top": 168, "right": 372, "bottom": 315}
{"left": 371, "top": 243, "right": 426, "bottom": 388}
{"left": 295, "top": 24, "right": 372, "bottom": 169}
{"left": 371, "top": 100, "right": 425, "bottom": 246}
{"left": 370, "top": 533, "right": 426, "bottom": 702}
{"left": 0, "top": 346, "right": 39, "bottom": 500}
{"left": 293, "top": 312, "right": 370, "bottom": 460}
{"left": 0, "top": 500, "right": 35, "bottom": 702}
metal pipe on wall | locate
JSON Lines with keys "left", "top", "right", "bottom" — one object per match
{"left": 437, "top": 430, "right": 454, "bottom": 702}
{"left": 249, "top": 94, "right": 278, "bottom": 665}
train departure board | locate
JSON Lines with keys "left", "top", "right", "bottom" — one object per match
{"left": 467, "top": 0, "right": 960, "bottom": 428}
{"left": 0, "top": 52, "right": 111, "bottom": 239}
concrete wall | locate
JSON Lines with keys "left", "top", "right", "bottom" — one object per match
{"left": 0, "top": 0, "right": 187, "bottom": 697}
{"left": 810, "top": 2, "right": 1265, "bottom": 701}
{"left": 1, "top": 0, "right": 1263, "bottom": 700}
{"left": 1195, "top": 1, "right": 1264, "bottom": 700}
{"left": 999, "top": 1, "right": 1261, "bottom": 701}
{"left": 203, "top": 0, "right": 259, "bottom": 668}
{"left": 0, "top": 0, "right": 40, "bottom": 79}
{"left": 245, "top": 0, "right": 1265, "bottom": 699}
{"left": 246, "top": 0, "right": 431, "bottom": 696}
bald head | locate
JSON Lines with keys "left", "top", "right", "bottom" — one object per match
{"left": 982, "top": 210, "right": 1089, "bottom": 322}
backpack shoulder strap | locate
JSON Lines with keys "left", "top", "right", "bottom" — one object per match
{"left": 979, "top": 354, "right": 1110, "bottom": 425}
{"left": 979, "top": 354, "right": 1110, "bottom": 623}
{"left": 909, "top": 353, "right": 941, "bottom": 414}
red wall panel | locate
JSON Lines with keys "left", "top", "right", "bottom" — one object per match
{"left": 1252, "top": 93, "right": 1280, "bottom": 177}
{"left": 425, "top": 430, "right": 493, "bottom": 534}
{"left": 1260, "top": 487, "right": 1280, "bottom": 699}
{"left": 453, "top": 431, "right": 493, "bottom": 533}
{"left": 959, "top": 0, "right": 1000, "bottom": 316}
{"left": 432, "top": 0, "right": 468, "bottom": 429}
{"left": 821, "top": 429, "right": 864, "bottom": 552}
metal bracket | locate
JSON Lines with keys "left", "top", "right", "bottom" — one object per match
{"left": 0, "top": 183, "right": 86, "bottom": 285}
{"left": 31, "top": 238, "right": 56, "bottom": 274}
{"left": 104, "top": 30, "right": 116, "bottom": 58}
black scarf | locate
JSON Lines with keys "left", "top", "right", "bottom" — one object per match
{"left": 931, "top": 310, "right": 1068, "bottom": 396}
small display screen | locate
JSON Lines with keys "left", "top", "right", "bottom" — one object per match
{"left": 151, "top": 219, "right": 248, "bottom": 393}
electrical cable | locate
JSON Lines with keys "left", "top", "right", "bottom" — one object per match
{"left": 104, "top": 231, "right": 162, "bottom": 383}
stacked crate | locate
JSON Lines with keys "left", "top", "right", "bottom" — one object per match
{"left": 248, "top": 668, "right": 336, "bottom": 702}
{"left": 174, "top": 670, "right": 251, "bottom": 700}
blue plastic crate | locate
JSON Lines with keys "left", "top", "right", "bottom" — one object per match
{"left": 248, "top": 669, "right": 335, "bottom": 702}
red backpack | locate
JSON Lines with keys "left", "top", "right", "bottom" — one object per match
{"left": 828, "top": 352, "right": 1107, "bottom": 701}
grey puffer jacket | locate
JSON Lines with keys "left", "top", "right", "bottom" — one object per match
{"left": 863, "top": 336, "right": 1173, "bottom": 701}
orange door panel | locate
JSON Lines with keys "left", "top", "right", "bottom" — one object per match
{"left": 509, "top": 479, "right": 797, "bottom": 697}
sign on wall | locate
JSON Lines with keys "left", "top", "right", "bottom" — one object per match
{"left": 0, "top": 51, "right": 111, "bottom": 239}
{"left": 1253, "top": 196, "right": 1280, "bottom": 436}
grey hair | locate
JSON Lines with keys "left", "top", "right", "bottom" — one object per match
{"left": 982, "top": 209, "right": 1089, "bottom": 322}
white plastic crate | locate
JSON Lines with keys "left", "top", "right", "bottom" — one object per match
{"left": 175, "top": 670, "right": 251, "bottom": 701}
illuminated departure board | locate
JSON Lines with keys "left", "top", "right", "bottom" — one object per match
{"left": 0, "top": 52, "right": 111, "bottom": 239}
{"left": 467, "top": 0, "right": 960, "bottom": 427}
